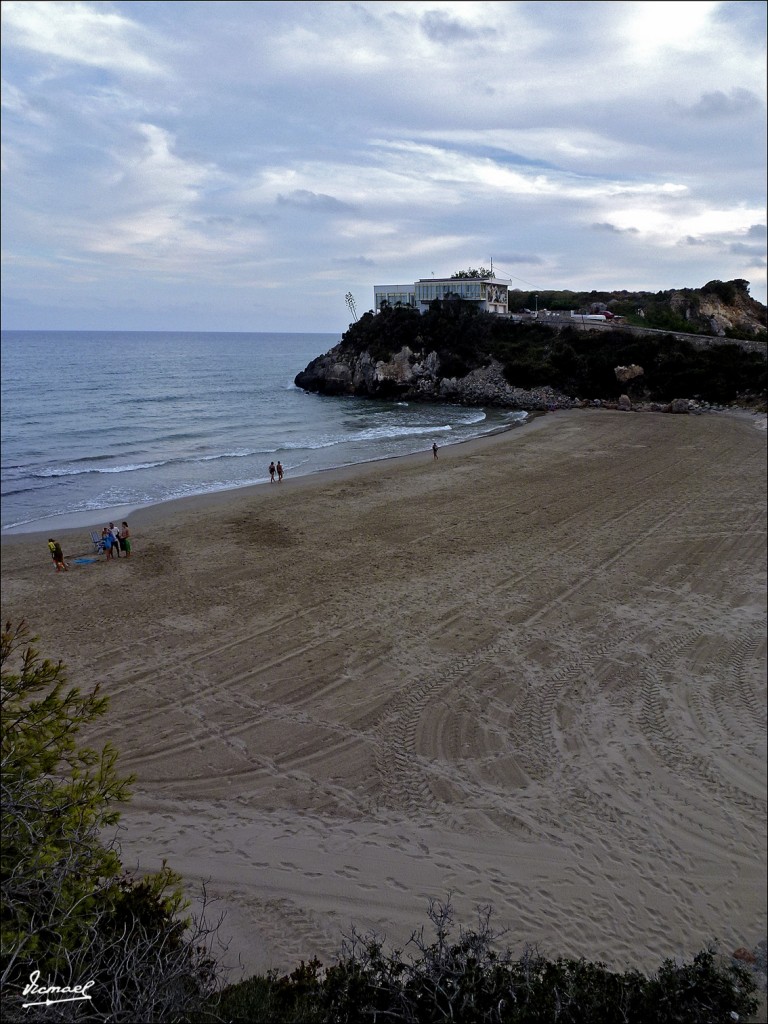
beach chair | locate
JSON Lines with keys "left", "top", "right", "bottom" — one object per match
{"left": 90, "top": 530, "right": 105, "bottom": 554}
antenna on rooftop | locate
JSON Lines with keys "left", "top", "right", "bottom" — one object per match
{"left": 490, "top": 257, "right": 493, "bottom": 276}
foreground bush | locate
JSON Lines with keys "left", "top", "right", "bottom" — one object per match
{"left": 211, "top": 898, "right": 758, "bottom": 1024}
{"left": 1, "top": 621, "right": 224, "bottom": 1023}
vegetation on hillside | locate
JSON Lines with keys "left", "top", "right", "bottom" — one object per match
{"left": 0, "top": 624, "right": 761, "bottom": 1022}
{"left": 427, "top": 273, "right": 766, "bottom": 338}
{"left": 503, "top": 278, "right": 765, "bottom": 339}
{"left": 340, "top": 298, "right": 766, "bottom": 404}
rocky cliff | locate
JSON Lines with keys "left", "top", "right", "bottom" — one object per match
{"left": 295, "top": 283, "right": 766, "bottom": 410}
{"left": 668, "top": 284, "right": 767, "bottom": 337}
{"left": 294, "top": 346, "right": 575, "bottom": 409}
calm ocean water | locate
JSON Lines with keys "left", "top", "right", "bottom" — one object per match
{"left": 1, "top": 331, "right": 527, "bottom": 534}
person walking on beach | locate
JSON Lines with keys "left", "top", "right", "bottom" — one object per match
{"left": 48, "top": 538, "right": 57, "bottom": 566}
{"left": 120, "top": 521, "right": 132, "bottom": 558}
{"left": 269, "top": 461, "right": 276, "bottom": 483}
{"left": 432, "top": 442, "right": 439, "bottom": 460}
{"left": 52, "top": 540, "right": 68, "bottom": 571}
{"left": 276, "top": 461, "right": 284, "bottom": 482}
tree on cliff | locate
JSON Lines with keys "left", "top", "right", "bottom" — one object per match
{"left": 451, "top": 267, "right": 492, "bottom": 279}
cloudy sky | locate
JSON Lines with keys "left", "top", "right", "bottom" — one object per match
{"left": 2, "top": 0, "right": 766, "bottom": 332}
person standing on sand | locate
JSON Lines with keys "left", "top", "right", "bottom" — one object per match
{"left": 52, "top": 540, "right": 68, "bottom": 571}
{"left": 432, "top": 442, "right": 439, "bottom": 460}
{"left": 109, "top": 522, "right": 121, "bottom": 557}
{"left": 269, "top": 461, "right": 276, "bottom": 483}
{"left": 276, "top": 461, "right": 284, "bottom": 482}
{"left": 48, "top": 538, "right": 57, "bottom": 566}
{"left": 120, "top": 521, "right": 132, "bottom": 558}
{"left": 102, "top": 528, "right": 114, "bottom": 560}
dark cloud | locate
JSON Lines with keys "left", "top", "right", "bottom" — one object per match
{"left": 331, "top": 256, "right": 376, "bottom": 267}
{"left": 682, "top": 229, "right": 767, "bottom": 257}
{"left": 713, "top": 1, "right": 768, "bottom": 47}
{"left": 420, "top": 10, "right": 484, "bottom": 44}
{"left": 729, "top": 242, "right": 767, "bottom": 257}
{"left": 682, "top": 235, "right": 711, "bottom": 247}
{"left": 685, "top": 88, "right": 762, "bottom": 120}
{"left": 276, "top": 190, "right": 354, "bottom": 212}
{"left": 591, "top": 223, "right": 640, "bottom": 235}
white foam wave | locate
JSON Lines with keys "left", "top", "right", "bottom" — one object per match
{"left": 36, "top": 460, "right": 168, "bottom": 478}
{"left": 458, "top": 410, "right": 487, "bottom": 425}
{"left": 354, "top": 423, "right": 453, "bottom": 441}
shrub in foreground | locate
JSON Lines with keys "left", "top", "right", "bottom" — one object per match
{"left": 1, "top": 621, "right": 224, "bottom": 1023}
{"left": 210, "top": 898, "right": 758, "bottom": 1023}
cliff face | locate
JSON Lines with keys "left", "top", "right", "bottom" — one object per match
{"left": 294, "top": 346, "right": 574, "bottom": 409}
{"left": 669, "top": 287, "right": 767, "bottom": 337}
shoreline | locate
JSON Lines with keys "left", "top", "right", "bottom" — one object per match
{"left": 1, "top": 408, "right": 765, "bottom": 981}
{"left": 3, "top": 405, "right": 764, "bottom": 541}
{"left": 0, "top": 411, "right": 545, "bottom": 543}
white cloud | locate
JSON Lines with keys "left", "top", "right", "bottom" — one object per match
{"left": 1, "top": 0, "right": 167, "bottom": 76}
{"left": 618, "top": 1, "right": 721, "bottom": 55}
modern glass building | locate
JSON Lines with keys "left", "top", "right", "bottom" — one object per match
{"left": 373, "top": 284, "right": 417, "bottom": 310}
{"left": 374, "top": 277, "right": 509, "bottom": 315}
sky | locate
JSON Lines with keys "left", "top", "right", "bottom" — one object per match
{"left": 1, "top": 0, "right": 766, "bottom": 332}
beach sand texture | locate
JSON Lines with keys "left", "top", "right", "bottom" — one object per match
{"left": 1, "top": 409, "right": 766, "bottom": 982}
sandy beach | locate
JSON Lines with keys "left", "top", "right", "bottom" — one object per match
{"left": 1, "top": 408, "right": 766, "bottom": 983}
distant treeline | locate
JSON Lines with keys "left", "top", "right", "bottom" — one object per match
{"left": 504, "top": 278, "right": 764, "bottom": 339}
{"left": 341, "top": 300, "right": 766, "bottom": 405}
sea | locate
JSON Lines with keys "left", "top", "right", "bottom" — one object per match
{"left": 0, "top": 330, "right": 528, "bottom": 535}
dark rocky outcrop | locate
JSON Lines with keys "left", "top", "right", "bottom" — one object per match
{"left": 294, "top": 347, "right": 575, "bottom": 410}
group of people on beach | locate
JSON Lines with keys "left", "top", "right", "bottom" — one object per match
{"left": 47, "top": 521, "right": 132, "bottom": 572}
{"left": 102, "top": 521, "right": 131, "bottom": 559}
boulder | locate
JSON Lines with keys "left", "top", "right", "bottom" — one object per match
{"left": 615, "top": 364, "right": 644, "bottom": 384}
{"left": 668, "top": 399, "right": 690, "bottom": 414}
{"left": 618, "top": 394, "right": 632, "bottom": 410}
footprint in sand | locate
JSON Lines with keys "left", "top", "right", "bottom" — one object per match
{"left": 386, "top": 876, "right": 409, "bottom": 891}
{"left": 335, "top": 867, "right": 359, "bottom": 879}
